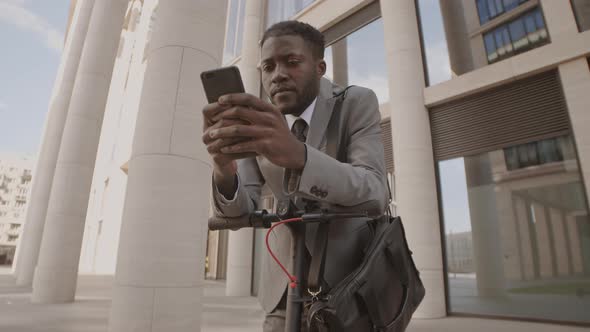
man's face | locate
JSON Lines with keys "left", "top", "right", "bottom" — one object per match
{"left": 260, "top": 35, "right": 326, "bottom": 116}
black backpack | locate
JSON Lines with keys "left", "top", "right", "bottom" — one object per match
{"left": 307, "top": 215, "right": 425, "bottom": 331}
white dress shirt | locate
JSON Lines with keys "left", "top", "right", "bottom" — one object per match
{"left": 285, "top": 98, "right": 317, "bottom": 132}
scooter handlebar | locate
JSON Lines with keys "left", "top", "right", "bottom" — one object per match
{"left": 208, "top": 200, "right": 383, "bottom": 231}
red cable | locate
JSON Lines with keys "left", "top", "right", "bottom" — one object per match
{"left": 265, "top": 217, "right": 303, "bottom": 289}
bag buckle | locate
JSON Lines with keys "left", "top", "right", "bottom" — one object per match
{"left": 307, "top": 287, "right": 322, "bottom": 302}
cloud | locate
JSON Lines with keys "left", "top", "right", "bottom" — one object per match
{"left": 0, "top": 1, "right": 64, "bottom": 53}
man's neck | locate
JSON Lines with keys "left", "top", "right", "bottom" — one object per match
{"left": 286, "top": 98, "right": 317, "bottom": 130}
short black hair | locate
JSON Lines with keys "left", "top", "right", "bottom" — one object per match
{"left": 261, "top": 20, "right": 325, "bottom": 59}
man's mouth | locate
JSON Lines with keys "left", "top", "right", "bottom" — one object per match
{"left": 271, "top": 87, "right": 295, "bottom": 97}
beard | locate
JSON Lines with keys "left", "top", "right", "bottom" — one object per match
{"left": 273, "top": 77, "right": 320, "bottom": 116}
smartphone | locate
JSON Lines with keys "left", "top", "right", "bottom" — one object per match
{"left": 200, "top": 66, "right": 245, "bottom": 104}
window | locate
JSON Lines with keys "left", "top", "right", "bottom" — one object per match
{"left": 324, "top": 18, "right": 390, "bottom": 104}
{"left": 266, "top": 0, "right": 315, "bottom": 28}
{"left": 504, "top": 136, "right": 572, "bottom": 170}
{"left": 438, "top": 135, "right": 590, "bottom": 324}
{"left": 483, "top": 8, "right": 548, "bottom": 63}
{"left": 477, "top": 0, "right": 529, "bottom": 24}
{"left": 223, "top": 0, "right": 246, "bottom": 64}
{"left": 509, "top": 19, "right": 528, "bottom": 51}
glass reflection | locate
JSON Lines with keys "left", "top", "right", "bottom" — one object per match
{"left": 324, "top": 19, "right": 389, "bottom": 104}
{"left": 439, "top": 135, "right": 590, "bottom": 323}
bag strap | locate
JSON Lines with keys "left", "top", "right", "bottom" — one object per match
{"left": 308, "top": 86, "right": 351, "bottom": 293}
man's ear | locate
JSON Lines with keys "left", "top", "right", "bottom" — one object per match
{"left": 317, "top": 59, "right": 326, "bottom": 77}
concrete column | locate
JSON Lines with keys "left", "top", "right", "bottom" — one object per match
{"left": 559, "top": 59, "right": 590, "bottom": 208}
{"left": 13, "top": 0, "right": 95, "bottom": 286}
{"left": 566, "top": 214, "right": 584, "bottom": 274}
{"left": 549, "top": 208, "right": 570, "bottom": 276}
{"left": 531, "top": 203, "right": 555, "bottom": 278}
{"left": 31, "top": 0, "right": 128, "bottom": 303}
{"left": 331, "top": 38, "right": 349, "bottom": 87}
{"left": 540, "top": 0, "right": 579, "bottom": 38}
{"left": 495, "top": 187, "right": 523, "bottom": 281}
{"left": 439, "top": 0, "right": 474, "bottom": 75}
{"left": 107, "top": 1, "right": 228, "bottom": 331}
{"left": 380, "top": 0, "right": 445, "bottom": 318}
{"left": 224, "top": 0, "right": 264, "bottom": 297}
{"left": 464, "top": 155, "right": 506, "bottom": 296}
{"left": 514, "top": 196, "right": 536, "bottom": 280}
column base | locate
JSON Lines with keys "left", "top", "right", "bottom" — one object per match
{"left": 413, "top": 269, "right": 447, "bottom": 319}
{"left": 16, "top": 264, "right": 35, "bottom": 287}
{"left": 31, "top": 266, "right": 77, "bottom": 303}
{"left": 108, "top": 285, "right": 203, "bottom": 332}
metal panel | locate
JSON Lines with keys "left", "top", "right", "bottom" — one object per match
{"left": 322, "top": 1, "right": 381, "bottom": 45}
{"left": 430, "top": 70, "right": 570, "bottom": 160}
{"left": 380, "top": 118, "right": 394, "bottom": 173}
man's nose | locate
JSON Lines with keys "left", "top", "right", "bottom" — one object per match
{"left": 271, "top": 65, "right": 288, "bottom": 84}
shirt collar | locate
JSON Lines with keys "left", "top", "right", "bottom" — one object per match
{"left": 285, "top": 98, "right": 317, "bottom": 130}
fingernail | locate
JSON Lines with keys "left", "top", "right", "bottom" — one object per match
{"left": 218, "top": 96, "right": 227, "bottom": 104}
{"left": 210, "top": 130, "right": 217, "bottom": 138}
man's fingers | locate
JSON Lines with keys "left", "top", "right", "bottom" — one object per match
{"left": 202, "top": 102, "right": 231, "bottom": 128}
{"left": 202, "top": 119, "right": 249, "bottom": 144}
{"left": 220, "top": 140, "right": 261, "bottom": 154}
{"left": 212, "top": 106, "right": 270, "bottom": 125}
{"left": 219, "top": 93, "right": 276, "bottom": 113}
{"left": 206, "top": 137, "right": 249, "bottom": 154}
{"left": 209, "top": 124, "right": 271, "bottom": 140}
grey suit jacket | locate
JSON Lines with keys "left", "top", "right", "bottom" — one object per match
{"left": 212, "top": 78, "right": 388, "bottom": 313}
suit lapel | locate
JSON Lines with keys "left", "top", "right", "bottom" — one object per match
{"left": 306, "top": 78, "right": 336, "bottom": 149}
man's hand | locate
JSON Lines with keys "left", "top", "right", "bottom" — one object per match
{"left": 207, "top": 93, "right": 306, "bottom": 170}
{"left": 202, "top": 101, "right": 253, "bottom": 198}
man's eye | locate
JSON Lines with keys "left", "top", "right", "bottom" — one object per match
{"left": 288, "top": 59, "right": 300, "bottom": 65}
{"left": 262, "top": 64, "right": 274, "bottom": 72}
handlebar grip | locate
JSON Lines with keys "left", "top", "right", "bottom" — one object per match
{"left": 208, "top": 215, "right": 251, "bottom": 231}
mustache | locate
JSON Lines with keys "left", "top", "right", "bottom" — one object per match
{"left": 270, "top": 86, "right": 296, "bottom": 97}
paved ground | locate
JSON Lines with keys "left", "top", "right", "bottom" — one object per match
{"left": 0, "top": 267, "right": 588, "bottom": 332}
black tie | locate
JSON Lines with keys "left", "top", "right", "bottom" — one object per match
{"left": 287, "top": 118, "right": 308, "bottom": 194}
{"left": 292, "top": 118, "right": 308, "bottom": 142}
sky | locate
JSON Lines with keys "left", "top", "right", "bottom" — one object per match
{"left": 0, "top": 0, "right": 71, "bottom": 156}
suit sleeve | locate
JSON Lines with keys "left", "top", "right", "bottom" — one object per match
{"left": 212, "top": 157, "right": 264, "bottom": 218}
{"left": 283, "top": 88, "right": 389, "bottom": 214}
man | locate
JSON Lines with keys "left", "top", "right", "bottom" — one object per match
{"left": 202, "top": 21, "right": 388, "bottom": 331}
